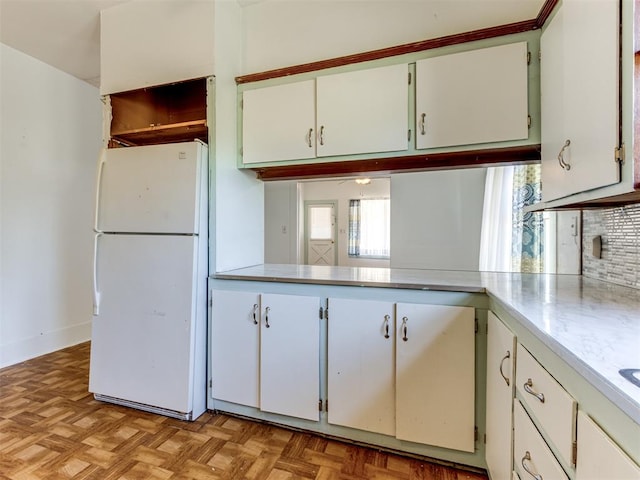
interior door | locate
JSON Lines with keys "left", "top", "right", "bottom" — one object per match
{"left": 90, "top": 234, "right": 197, "bottom": 414}
{"left": 97, "top": 142, "right": 202, "bottom": 234}
{"left": 306, "top": 202, "right": 337, "bottom": 266}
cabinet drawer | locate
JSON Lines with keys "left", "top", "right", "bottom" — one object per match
{"left": 516, "top": 344, "right": 577, "bottom": 466}
{"left": 514, "top": 400, "right": 570, "bottom": 480}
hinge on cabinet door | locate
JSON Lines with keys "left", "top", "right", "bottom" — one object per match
{"left": 475, "top": 318, "right": 479, "bottom": 334}
{"left": 572, "top": 440, "right": 578, "bottom": 466}
{"left": 538, "top": 50, "right": 542, "bottom": 62}
{"left": 319, "top": 307, "right": 324, "bottom": 320}
{"left": 527, "top": 115, "right": 532, "bottom": 129}
{"left": 527, "top": 51, "right": 531, "bottom": 65}
{"left": 209, "top": 379, "right": 212, "bottom": 388}
{"left": 240, "top": 99, "right": 243, "bottom": 109}
{"left": 408, "top": 72, "right": 412, "bottom": 85}
{"left": 614, "top": 144, "right": 625, "bottom": 164}
{"left": 474, "top": 426, "right": 478, "bottom": 442}
{"left": 407, "top": 129, "right": 411, "bottom": 142}
{"left": 483, "top": 433, "right": 486, "bottom": 444}
{"left": 318, "top": 399, "right": 323, "bottom": 412}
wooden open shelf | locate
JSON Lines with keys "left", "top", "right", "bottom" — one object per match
{"left": 109, "top": 78, "right": 207, "bottom": 147}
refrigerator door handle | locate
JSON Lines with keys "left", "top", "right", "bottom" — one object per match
{"left": 93, "top": 232, "right": 102, "bottom": 315}
{"left": 94, "top": 148, "right": 106, "bottom": 234}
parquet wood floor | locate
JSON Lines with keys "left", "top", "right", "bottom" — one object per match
{"left": 0, "top": 342, "right": 488, "bottom": 480}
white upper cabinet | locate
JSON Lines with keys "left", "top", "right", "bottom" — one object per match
{"left": 241, "top": 63, "right": 408, "bottom": 164}
{"left": 316, "top": 64, "right": 409, "bottom": 157}
{"left": 540, "top": 0, "right": 620, "bottom": 201}
{"left": 100, "top": 1, "right": 214, "bottom": 95}
{"left": 415, "top": 42, "right": 529, "bottom": 150}
{"left": 242, "top": 81, "right": 316, "bottom": 164}
{"left": 575, "top": 411, "right": 640, "bottom": 480}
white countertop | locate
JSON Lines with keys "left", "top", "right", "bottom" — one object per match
{"left": 214, "top": 264, "right": 640, "bottom": 424}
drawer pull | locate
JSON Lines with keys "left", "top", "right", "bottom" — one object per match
{"left": 499, "top": 351, "right": 511, "bottom": 386}
{"left": 264, "top": 306, "right": 271, "bottom": 328}
{"left": 383, "top": 314, "right": 390, "bottom": 339}
{"left": 521, "top": 451, "right": 543, "bottom": 480}
{"left": 252, "top": 303, "right": 259, "bottom": 325}
{"left": 524, "top": 378, "right": 545, "bottom": 403}
{"left": 401, "top": 316, "right": 408, "bottom": 342}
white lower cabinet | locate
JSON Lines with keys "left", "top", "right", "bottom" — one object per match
{"left": 260, "top": 293, "right": 320, "bottom": 421}
{"left": 210, "top": 290, "right": 320, "bottom": 422}
{"left": 210, "top": 290, "right": 261, "bottom": 408}
{"left": 395, "top": 303, "right": 475, "bottom": 452}
{"left": 328, "top": 298, "right": 475, "bottom": 452}
{"left": 516, "top": 344, "right": 577, "bottom": 467}
{"left": 514, "top": 400, "right": 570, "bottom": 480}
{"left": 327, "top": 298, "right": 396, "bottom": 436}
{"left": 575, "top": 411, "right": 640, "bottom": 480}
{"left": 485, "top": 312, "right": 516, "bottom": 480}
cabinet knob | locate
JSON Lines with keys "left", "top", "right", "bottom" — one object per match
{"left": 264, "top": 306, "right": 271, "bottom": 328}
{"left": 523, "top": 378, "right": 545, "bottom": 403}
{"left": 499, "top": 351, "right": 511, "bottom": 386}
{"left": 557, "top": 139, "right": 571, "bottom": 171}
{"left": 383, "top": 314, "right": 390, "bottom": 339}
{"left": 252, "top": 303, "right": 259, "bottom": 325}
{"left": 521, "top": 451, "right": 543, "bottom": 480}
{"left": 419, "top": 113, "right": 426, "bottom": 135}
{"left": 401, "top": 316, "right": 408, "bottom": 342}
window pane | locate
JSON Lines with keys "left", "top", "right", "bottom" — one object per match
{"left": 309, "top": 206, "right": 333, "bottom": 240}
{"left": 348, "top": 198, "right": 390, "bottom": 258}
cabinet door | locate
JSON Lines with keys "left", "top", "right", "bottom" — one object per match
{"left": 575, "top": 411, "right": 640, "bottom": 480}
{"left": 327, "top": 298, "right": 395, "bottom": 436}
{"left": 316, "top": 64, "right": 409, "bottom": 157}
{"left": 242, "top": 81, "right": 316, "bottom": 164}
{"left": 541, "top": 0, "right": 620, "bottom": 201}
{"left": 513, "top": 400, "right": 570, "bottom": 480}
{"left": 486, "top": 312, "right": 516, "bottom": 480}
{"left": 395, "top": 303, "right": 475, "bottom": 452}
{"left": 415, "top": 42, "right": 529, "bottom": 150}
{"left": 260, "top": 294, "right": 320, "bottom": 421}
{"left": 210, "top": 290, "right": 260, "bottom": 408}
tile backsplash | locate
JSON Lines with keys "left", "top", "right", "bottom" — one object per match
{"left": 582, "top": 203, "right": 640, "bottom": 289}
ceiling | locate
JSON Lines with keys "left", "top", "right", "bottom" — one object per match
{"left": 0, "top": 0, "right": 546, "bottom": 89}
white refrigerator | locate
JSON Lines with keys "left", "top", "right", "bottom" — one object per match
{"left": 89, "top": 141, "right": 208, "bottom": 421}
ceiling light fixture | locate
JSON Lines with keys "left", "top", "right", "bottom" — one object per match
{"left": 355, "top": 178, "right": 371, "bottom": 185}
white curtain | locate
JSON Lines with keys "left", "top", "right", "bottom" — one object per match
{"left": 359, "top": 198, "right": 390, "bottom": 257}
{"left": 479, "top": 166, "right": 515, "bottom": 271}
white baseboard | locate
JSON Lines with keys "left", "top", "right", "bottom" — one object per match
{"left": 0, "top": 321, "right": 91, "bottom": 369}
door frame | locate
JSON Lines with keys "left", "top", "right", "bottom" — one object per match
{"left": 304, "top": 200, "right": 338, "bottom": 266}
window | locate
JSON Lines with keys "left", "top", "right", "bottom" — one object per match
{"left": 348, "top": 198, "right": 390, "bottom": 258}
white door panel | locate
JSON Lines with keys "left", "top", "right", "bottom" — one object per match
{"left": 98, "top": 142, "right": 202, "bottom": 234}
{"left": 260, "top": 294, "right": 320, "bottom": 421}
{"left": 395, "top": 303, "right": 475, "bottom": 452}
{"left": 317, "top": 63, "right": 408, "bottom": 157}
{"left": 90, "top": 234, "right": 197, "bottom": 413}
{"left": 242, "top": 81, "right": 316, "bottom": 164}
{"left": 210, "top": 290, "right": 261, "bottom": 408}
{"left": 328, "top": 298, "right": 395, "bottom": 436}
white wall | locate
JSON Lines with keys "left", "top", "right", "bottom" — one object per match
{"left": 240, "top": 0, "right": 541, "bottom": 74}
{"left": 0, "top": 43, "right": 102, "bottom": 367}
{"left": 391, "top": 169, "right": 486, "bottom": 271}
{"left": 264, "top": 181, "right": 299, "bottom": 264}
{"left": 213, "top": 1, "right": 264, "bottom": 272}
